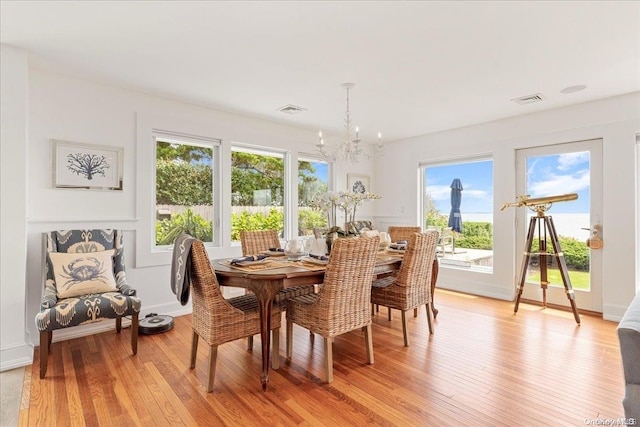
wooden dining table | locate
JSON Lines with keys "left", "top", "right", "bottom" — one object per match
{"left": 213, "top": 253, "right": 439, "bottom": 391}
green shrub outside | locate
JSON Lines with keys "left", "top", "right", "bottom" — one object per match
{"left": 529, "top": 236, "right": 589, "bottom": 271}
{"left": 230, "top": 209, "right": 284, "bottom": 241}
{"left": 156, "top": 160, "right": 212, "bottom": 205}
{"left": 298, "top": 209, "right": 327, "bottom": 235}
{"left": 156, "top": 208, "right": 212, "bottom": 245}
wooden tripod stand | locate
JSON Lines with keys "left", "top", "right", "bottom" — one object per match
{"left": 514, "top": 212, "right": 581, "bottom": 324}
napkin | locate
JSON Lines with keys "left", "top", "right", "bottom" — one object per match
{"left": 268, "top": 247, "right": 284, "bottom": 252}
{"left": 308, "top": 253, "right": 329, "bottom": 261}
{"left": 230, "top": 254, "right": 268, "bottom": 265}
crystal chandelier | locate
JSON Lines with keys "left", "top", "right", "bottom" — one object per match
{"left": 316, "top": 83, "right": 383, "bottom": 163}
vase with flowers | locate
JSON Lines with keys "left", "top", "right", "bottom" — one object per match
{"left": 311, "top": 190, "right": 381, "bottom": 253}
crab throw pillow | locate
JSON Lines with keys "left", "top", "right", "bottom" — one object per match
{"left": 49, "top": 249, "right": 118, "bottom": 298}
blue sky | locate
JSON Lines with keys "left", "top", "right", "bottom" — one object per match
{"left": 425, "top": 161, "right": 494, "bottom": 214}
{"left": 525, "top": 152, "right": 590, "bottom": 213}
{"left": 425, "top": 153, "right": 590, "bottom": 214}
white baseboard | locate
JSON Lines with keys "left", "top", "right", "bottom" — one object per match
{"left": 602, "top": 303, "right": 629, "bottom": 322}
{"left": 0, "top": 342, "right": 33, "bottom": 372}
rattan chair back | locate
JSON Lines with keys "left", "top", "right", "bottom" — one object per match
{"left": 310, "top": 236, "right": 379, "bottom": 337}
{"left": 240, "top": 230, "right": 281, "bottom": 256}
{"left": 388, "top": 226, "right": 421, "bottom": 243}
{"left": 395, "top": 232, "right": 438, "bottom": 302}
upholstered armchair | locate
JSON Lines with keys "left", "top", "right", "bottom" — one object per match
{"left": 35, "top": 229, "right": 141, "bottom": 378}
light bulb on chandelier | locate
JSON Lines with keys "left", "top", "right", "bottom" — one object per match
{"left": 315, "top": 83, "right": 383, "bottom": 163}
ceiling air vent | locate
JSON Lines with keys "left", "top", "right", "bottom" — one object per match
{"left": 511, "top": 93, "right": 545, "bottom": 105}
{"left": 277, "top": 104, "right": 307, "bottom": 115}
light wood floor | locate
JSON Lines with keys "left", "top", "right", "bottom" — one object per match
{"left": 18, "top": 290, "right": 624, "bottom": 426}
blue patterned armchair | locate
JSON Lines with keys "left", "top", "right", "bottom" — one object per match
{"left": 35, "top": 229, "right": 141, "bottom": 378}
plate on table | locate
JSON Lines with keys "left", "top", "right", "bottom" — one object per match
{"left": 302, "top": 256, "right": 329, "bottom": 265}
{"left": 261, "top": 250, "right": 286, "bottom": 257}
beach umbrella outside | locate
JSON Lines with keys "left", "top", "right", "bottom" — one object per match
{"left": 448, "top": 178, "right": 463, "bottom": 233}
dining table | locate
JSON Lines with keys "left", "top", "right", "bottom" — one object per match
{"left": 213, "top": 252, "right": 439, "bottom": 391}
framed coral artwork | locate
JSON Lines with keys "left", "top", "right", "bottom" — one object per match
{"left": 52, "top": 140, "right": 123, "bottom": 190}
{"left": 347, "top": 173, "right": 370, "bottom": 194}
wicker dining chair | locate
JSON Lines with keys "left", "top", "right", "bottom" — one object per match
{"left": 285, "top": 236, "right": 379, "bottom": 383}
{"left": 371, "top": 231, "right": 438, "bottom": 347}
{"left": 384, "top": 226, "right": 422, "bottom": 319}
{"left": 387, "top": 226, "right": 421, "bottom": 243}
{"left": 184, "top": 238, "right": 282, "bottom": 392}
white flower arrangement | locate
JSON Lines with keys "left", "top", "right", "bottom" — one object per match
{"left": 311, "top": 191, "right": 381, "bottom": 234}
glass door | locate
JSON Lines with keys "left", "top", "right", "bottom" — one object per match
{"left": 516, "top": 139, "right": 603, "bottom": 312}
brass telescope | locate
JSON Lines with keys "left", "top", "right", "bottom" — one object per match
{"left": 500, "top": 193, "right": 578, "bottom": 215}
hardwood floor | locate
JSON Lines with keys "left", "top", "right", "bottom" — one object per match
{"left": 18, "top": 290, "right": 624, "bottom": 426}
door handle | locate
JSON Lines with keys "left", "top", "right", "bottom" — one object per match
{"left": 582, "top": 224, "right": 603, "bottom": 249}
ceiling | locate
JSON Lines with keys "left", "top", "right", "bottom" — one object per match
{"left": 1, "top": 1, "right": 639, "bottom": 143}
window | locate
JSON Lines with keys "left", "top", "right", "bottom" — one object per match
{"left": 231, "top": 146, "right": 286, "bottom": 241}
{"left": 298, "top": 156, "right": 330, "bottom": 236}
{"left": 154, "top": 133, "right": 219, "bottom": 247}
{"left": 420, "top": 157, "right": 494, "bottom": 272}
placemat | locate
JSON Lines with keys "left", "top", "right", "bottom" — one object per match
{"left": 295, "top": 261, "right": 328, "bottom": 271}
{"left": 221, "top": 260, "right": 289, "bottom": 272}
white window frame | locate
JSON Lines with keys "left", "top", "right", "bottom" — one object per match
{"left": 230, "top": 144, "right": 290, "bottom": 240}
{"left": 153, "top": 131, "right": 221, "bottom": 248}
{"left": 136, "top": 112, "right": 222, "bottom": 268}
{"left": 419, "top": 154, "right": 494, "bottom": 273}
{"left": 296, "top": 153, "right": 334, "bottom": 237}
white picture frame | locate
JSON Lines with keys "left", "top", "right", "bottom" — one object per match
{"left": 347, "top": 173, "right": 370, "bottom": 194}
{"left": 52, "top": 140, "right": 123, "bottom": 190}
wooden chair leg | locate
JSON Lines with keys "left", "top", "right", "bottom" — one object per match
{"left": 47, "top": 331, "right": 52, "bottom": 349}
{"left": 363, "top": 325, "right": 374, "bottom": 365}
{"left": 116, "top": 317, "right": 122, "bottom": 333}
{"left": 286, "top": 319, "right": 293, "bottom": 359}
{"left": 39, "top": 331, "right": 49, "bottom": 379}
{"left": 207, "top": 345, "right": 218, "bottom": 392}
{"left": 247, "top": 336, "right": 253, "bottom": 350}
{"left": 131, "top": 313, "right": 139, "bottom": 355}
{"left": 426, "top": 304, "right": 434, "bottom": 335}
{"left": 388, "top": 307, "right": 392, "bottom": 321}
{"left": 271, "top": 328, "right": 280, "bottom": 370}
{"left": 401, "top": 310, "right": 410, "bottom": 347}
{"left": 190, "top": 331, "right": 199, "bottom": 369}
{"left": 324, "top": 337, "right": 334, "bottom": 383}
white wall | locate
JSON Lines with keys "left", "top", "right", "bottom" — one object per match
{"left": 0, "top": 45, "right": 31, "bottom": 371}
{"left": 374, "top": 92, "right": 640, "bottom": 320}
{"left": 11, "top": 63, "right": 375, "bottom": 370}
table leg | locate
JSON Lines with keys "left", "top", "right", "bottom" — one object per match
{"left": 248, "top": 280, "right": 281, "bottom": 391}
{"left": 431, "top": 259, "right": 439, "bottom": 318}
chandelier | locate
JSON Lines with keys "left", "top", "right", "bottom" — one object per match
{"left": 316, "top": 83, "right": 383, "bottom": 163}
